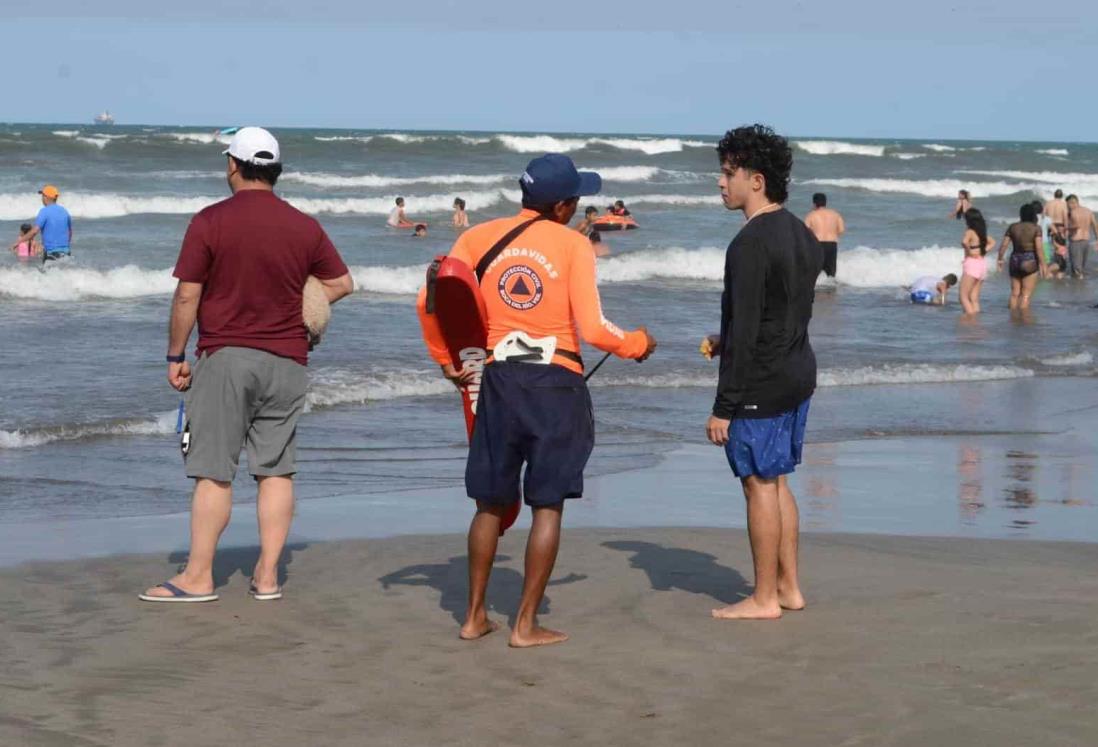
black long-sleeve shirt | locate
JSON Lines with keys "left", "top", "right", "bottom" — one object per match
{"left": 713, "top": 208, "right": 823, "bottom": 419}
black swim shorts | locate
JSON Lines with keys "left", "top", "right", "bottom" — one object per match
{"left": 465, "top": 361, "right": 594, "bottom": 506}
{"left": 819, "top": 241, "right": 838, "bottom": 278}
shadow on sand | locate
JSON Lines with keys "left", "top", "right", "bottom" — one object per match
{"left": 167, "top": 542, "right": 308, "bottom": 590}
{"left": 602, "top": 540, "right": 749, "bottom": 604}
{"left": 378, "top": 556, "right": 586, "bottom": 626}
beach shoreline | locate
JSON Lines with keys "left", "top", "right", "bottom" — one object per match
{"left": 3, "top": 374, "right": 1097, "bottom": 568}
{"left": 2, "top": 526, "right": 1096, "bottom": 746}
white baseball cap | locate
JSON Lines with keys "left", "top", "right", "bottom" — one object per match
{"left": 223, "top": 126, "right": 281, "bottom": 165}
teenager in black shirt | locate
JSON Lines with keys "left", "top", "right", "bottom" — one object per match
{"left": 702, "top": 124, "right": 823, "bottom": 620}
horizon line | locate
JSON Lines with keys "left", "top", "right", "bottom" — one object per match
{"left": 1, "top": 120, "right": 1094, "bottom": 147}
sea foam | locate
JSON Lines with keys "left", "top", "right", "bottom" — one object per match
{"left": 0, "top": 243, "right": 982, "bottom": 302}
{"left": 0, "top": 265, "right": 177, "bottom": 301}
{"left": 282, "top": 164, "right": 665, "bottom": 189}
{"left": 0, "top": 189, "right": 516, "bottom": 221}
{"left": 802, "top": 177, "right": 1038, "bottom": 200}
{"left": 162, "top": 132, "right": 231, "bottom": 145}
{"left": 495, "top": 134, "right": 709, "bottom": 155}
{"left": 794, "top": 141, "right": 887, "bottom": 157}
{"left": 0, "top": 360, "right": 1049, "bottom": 450}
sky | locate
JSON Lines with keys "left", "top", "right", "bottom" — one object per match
{"left": 3, "top": 1, "right": 1096, "bottom": 142}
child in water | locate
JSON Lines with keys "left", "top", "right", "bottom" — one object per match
{"left": 908, "top": 274, "right": 957, "bottom": 305}
{"left": 611, "top": 200, "right": 631, "bottom": 217}
{"left": 452, "top": 198, "right": 469, "bottom": 229}
{"left": 388, "top": 197, "right": 415, "bottom": 228}
{"left": 10, "top": 223, "right": 40, "bottom": 260}
{"left": 575, "top": 206, "right": 599, "bottom": 234}
{"left": 412, "top": 223, "right": 428, "bottom": 238}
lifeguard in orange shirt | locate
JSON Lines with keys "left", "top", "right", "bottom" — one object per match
{"left": 417, "top": 154, "right": 656, "bottom": 648}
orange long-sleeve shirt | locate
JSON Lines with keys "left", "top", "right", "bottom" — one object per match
{"left": 417, "top": 209, "right": 647, "bottom": 375}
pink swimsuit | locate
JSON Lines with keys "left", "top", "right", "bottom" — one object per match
{"left": 15, "top": 241, "right": 32, "bottom": 259}
{"left": 962, "top": 247, "right": 987, "bottom": 281}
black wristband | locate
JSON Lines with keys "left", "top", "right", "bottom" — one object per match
{"left": 166, "top": 353, "right": 185, "bottom": 363}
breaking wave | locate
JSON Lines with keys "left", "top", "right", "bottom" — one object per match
{"left": 0, "top": 189, "right": 519, "bottom": 220}
{"left": 0, "top": 361, "right": 1042, "bottom": 450}
{"left": 834, "top": 245, "right": 965, "bottom": 288}
{"left": 0, "top": 243, "right": 986, "bottom": 302}
{"left": 794, "top": 140, "right": 887, "bottom": 157}
{"left": 802, "top": 177, "right": 1039, "bottom": 200}
{"left": 1039, "top": 352, "right": 1093, "bottom": 367}
{"left": 495, "top": 134, "right": 710, "bottom": 155}
{"left": 283, "top": 164, "right": 667, "bottom": 189}
{"left": 817, "top": 364, "right": 1034, "bottom": 387}
{"left": 0, "top": 411, "right": 179, "bottom": 449}
{"left": 161, "top": 132, "right": 232, "bottom": 145}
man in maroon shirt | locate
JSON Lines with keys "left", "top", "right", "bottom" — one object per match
{"left": 141, "top": 127, "right": 354, "bottom": 603}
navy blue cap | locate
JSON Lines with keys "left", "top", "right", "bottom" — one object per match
{"left": 519, "top": 154, "right": 601, "bottom": 204}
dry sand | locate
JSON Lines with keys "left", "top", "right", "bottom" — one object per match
{"left": 2, "top": 527, "right": 1097, "bottom": 746}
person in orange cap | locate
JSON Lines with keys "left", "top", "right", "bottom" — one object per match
{"left": 15, "top": 185, "right": 73, "bottom": 261}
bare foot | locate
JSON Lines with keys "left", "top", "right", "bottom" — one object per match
{"left": 459, "top": 619, "right": 500, "bottom": 640}
{"left": 141, "top": 573, "right": 213, "bottom": 599}
{"left": 712, "top": 596, "right": 782, "bottom": 620}
{"left": 778, "top": 587, "right": 806, "bottom": 611}
{"left": 509, "top": 626, "right": 569, "bottom": 648}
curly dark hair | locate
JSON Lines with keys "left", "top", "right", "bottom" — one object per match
{"left": 716, "top": 124, "right": 793, "bottom": 204}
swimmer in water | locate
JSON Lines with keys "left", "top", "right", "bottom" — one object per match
{"left": 412, "top": 223, "right": 428, "bottom": 238}
{"left": 452, "top": 197, "right": 469, "bottom": 229}
{"left": 575, "top": 206, "right": 599, "bottom": 235}
{"left": 908, "top": 274, "right": 957, "bottom": 305}
{"left": 388, "top": 197, "right": 415, "bottom": 228}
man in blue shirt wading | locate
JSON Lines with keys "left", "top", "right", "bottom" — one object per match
{"left": 17, "top": 184, "right": 73, "bottom": 260}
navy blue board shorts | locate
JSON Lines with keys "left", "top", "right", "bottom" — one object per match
{"left": 724, "top": 398, "right": 811, "bottom": 480}
{"left": 910, "top": 290, "right": 935, "bottom": 304}
{"left": 466, "top": 362, "right": 594, "bottom": 506}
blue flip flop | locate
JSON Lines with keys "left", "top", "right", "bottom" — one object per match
{"left": 249, "top": 580, "right": 283, "bottom": 601}
{"left": 138, "top": 581, "right": 219, "bottom": 603}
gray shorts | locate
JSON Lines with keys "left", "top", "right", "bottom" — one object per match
{"left": 182, "top": 347, "right": 307, "bottom": 482}
{"left": 1069, "top": 240, "right": 1092, "bottom": 276}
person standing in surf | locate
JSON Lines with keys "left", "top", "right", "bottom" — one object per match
{"left": 959, "top": 208, "right": 994, "bottom": 313}
{"left": 996, "top": 202, "right": 1047, "bottom": 311}
{"left": 952, "top": 189, "right": 972, "bottom": 220}
{"left": 417, "top": 154, "right": 656, "bottom": 647}
{"left": 1066, "top": 194, "right": 1098, "bottom": 279}
{"left": 15, "top": 185, "right": 72, "bottom": 261}
{"left": 804, "top": 192, "right": 844, "bottom": 280}
{"left": 140, "top": 127, "right": 354, "bottom": 603}
{"left": 701, "top": 124, "right": 822, "bottom": 620}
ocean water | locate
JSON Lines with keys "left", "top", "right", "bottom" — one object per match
{"left": 2, "top": 124, "right": 1097, "bottom": 546}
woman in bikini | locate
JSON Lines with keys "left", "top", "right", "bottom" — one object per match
{"left": 996, "top": 202, "right": 1048, "bottom": 311}
{"left": 959, "top": 208, "right": 994, "bottom": 314}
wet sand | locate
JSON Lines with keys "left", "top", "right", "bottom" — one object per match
{"left": 2, "top": 527, "right": 1097, "bottom": 746}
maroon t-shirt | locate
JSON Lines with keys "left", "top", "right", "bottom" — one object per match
{"left": 173, "top": 190, "right": 349, "bottom": 365}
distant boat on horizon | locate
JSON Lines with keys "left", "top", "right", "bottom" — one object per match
{"left": 94, "top": 111, "right": 115, "bottom": 126}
